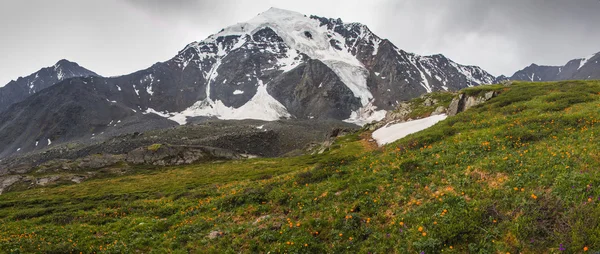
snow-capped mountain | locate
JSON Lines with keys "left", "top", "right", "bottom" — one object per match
{"left": 0, "top": 59, "right": 99, "bottom": 113}
{"left": 510, "top": 52, "right": 600, "bottom": 81}
{"left": 0, "top": 8, "right": 500, "bottom": 158}
{"left": 156, "top": 8, "right": 498, "bottom": 125}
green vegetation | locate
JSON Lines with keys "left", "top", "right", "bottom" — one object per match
{"left": 147, "top": 144, "right": 163, "bottom": 151}
{"left": 1, "top": 81, "right": 600, "bottom": 253}
{"left": 407, "top": 92, "right": 455, "bottom": 119}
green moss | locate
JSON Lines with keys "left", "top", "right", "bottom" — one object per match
{"left": 147, "top": 143, "right": 162, "bottom": 151}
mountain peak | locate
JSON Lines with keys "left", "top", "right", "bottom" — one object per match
{"left": 54, "top": 59, "right": 79, "bottom": 69}
{"left": 259, "top": 7, "right": 304, "bottom": 18}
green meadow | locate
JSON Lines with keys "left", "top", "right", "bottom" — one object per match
{"left": 1, "top": 81, "right": 599, "bottom": 253}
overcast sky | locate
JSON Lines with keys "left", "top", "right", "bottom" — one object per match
{"left": 1, "top": 0, "right": 599, "bottom": 85}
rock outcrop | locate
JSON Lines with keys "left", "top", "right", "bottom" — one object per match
{"left": 448, "top": 91, "right": 498, "bottom": 116}
{"left": 0, "top": 175, "right": 23, "bottom": 194}
{"left": 126, "top": 144, "right": 244, "bottom": 166}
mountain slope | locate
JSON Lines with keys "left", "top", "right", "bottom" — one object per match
{"left": 0, "top": 59, "right": 99, "bottom": 113}
{"left": 510, "top": 51, "right": 600, "bottom": 81}
{"left": 1, "top": 81, "right": 599, "bottom": 253}
{"left": 0, "top": 77, "right": 176, "bottom": 158}
{"left": 0, "top": 8, "right": 500, "bottom": 158}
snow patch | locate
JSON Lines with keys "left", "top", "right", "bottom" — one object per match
{"left": 144, "top": 108, "right": 171, "bottom": 118}
{"left": 233, "top": 90, "right": 244, "bottom": 95}
{"left": 344, "top": 100, "right": 387, "bottom": 126}
{"left": 47, "top": 139, "right": 52, "bottom": 146}
{"left": 372, "top": 40, "right": 380, "bottom": 56}
{"left": 372, "top": 114, "right": 447, "bottom": 146}
{"left": 168, "top": 80, "right": 290, "bottom": 125}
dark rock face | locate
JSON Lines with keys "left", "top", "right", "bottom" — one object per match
{"left": 510, "top": 52, "right": 600, "bottom": 81}
{"left": 0, "top": 59, "right": 99, "bottom": 113}
{"left": 268, "top": 59, "right": 361, "bottom": 120}
{"left": 207, "top": 28, "right": 299, "bottom": 108}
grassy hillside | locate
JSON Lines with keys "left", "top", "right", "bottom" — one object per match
{"left": 1, "top": 81, "right": 600, "bottom": 253}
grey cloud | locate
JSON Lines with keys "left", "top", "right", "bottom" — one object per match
{"left": 0, "top": 0, "right": 598, "bottom": 85}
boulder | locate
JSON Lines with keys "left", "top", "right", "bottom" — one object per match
{"left": 208, "top": 231, "right": 222, "bottom": 239}
{"left": 431, "top": 106, "right": 447, "bottom": 116}
{"left": 36, "top": 176, "right": 61, "bottom": 186}
{"left": 447, "top": 94, "right": 465, "bottom": 116}
{"left": 423, "top": 98, "right": 437, "bottom": 107}
{"left": 448, "top": 91, "right": 498, "bottom": 116}
{"left": 71, "top": 176, "right": 86, "bottom": 184}
{"left": 0, "top": 175, "right": 22, "bottom": 194}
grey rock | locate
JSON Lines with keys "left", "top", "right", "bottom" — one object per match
{"left": 464, "top": 96, "right": 487, "bottom": 110}
{"left": 447, "top": 94, "right": 464, "bottom": 116}
{"left": 71, "top": 176, "right": 86, "bottom": 184}
{"left": 36, "top": 176, "right": 61, "bottom": 186}
{"left": 253, "top": 215, "right": 271, "bottom": 225}
{"left": 208, "top": 231, "right": 222, "bottom": 239}
{"left": 448, "top": 91, "right": 498, "bottom": 116}
{"left": 431, "top": 106, "right": 447, "bottom": 116}
{"left": 0, "top": 175, "right": 22, "bottom": 194}
{"left": 423, "top": 98, "right": 436, "bottom": 107}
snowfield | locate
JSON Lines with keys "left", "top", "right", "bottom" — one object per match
{"left": 372, "top": 114, "right": 447, "bottom": 146}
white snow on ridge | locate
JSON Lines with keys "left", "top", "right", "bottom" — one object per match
{"left": 372, "top": 40, "right": 380, "bottom": 56}
{"left": 233, "top": 90, "right": 244, "bottom": 95}
{"left": 448, "top": 61, "right": 491, "bottom": 86}
{"left": 372, "top": 114, "right": 447, "bottom": 146}
{"left": 579, "top": 53, "right": 598, "bottom": 70}
{"left": 54, "top": 64, "right": 65, "bottom": 81}
{"left": 144, "top": 108, "right": 171, "bottom": 118}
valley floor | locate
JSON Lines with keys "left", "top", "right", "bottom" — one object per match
{"left": 1, "top": 81, "right": 600, "bottom": 253}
